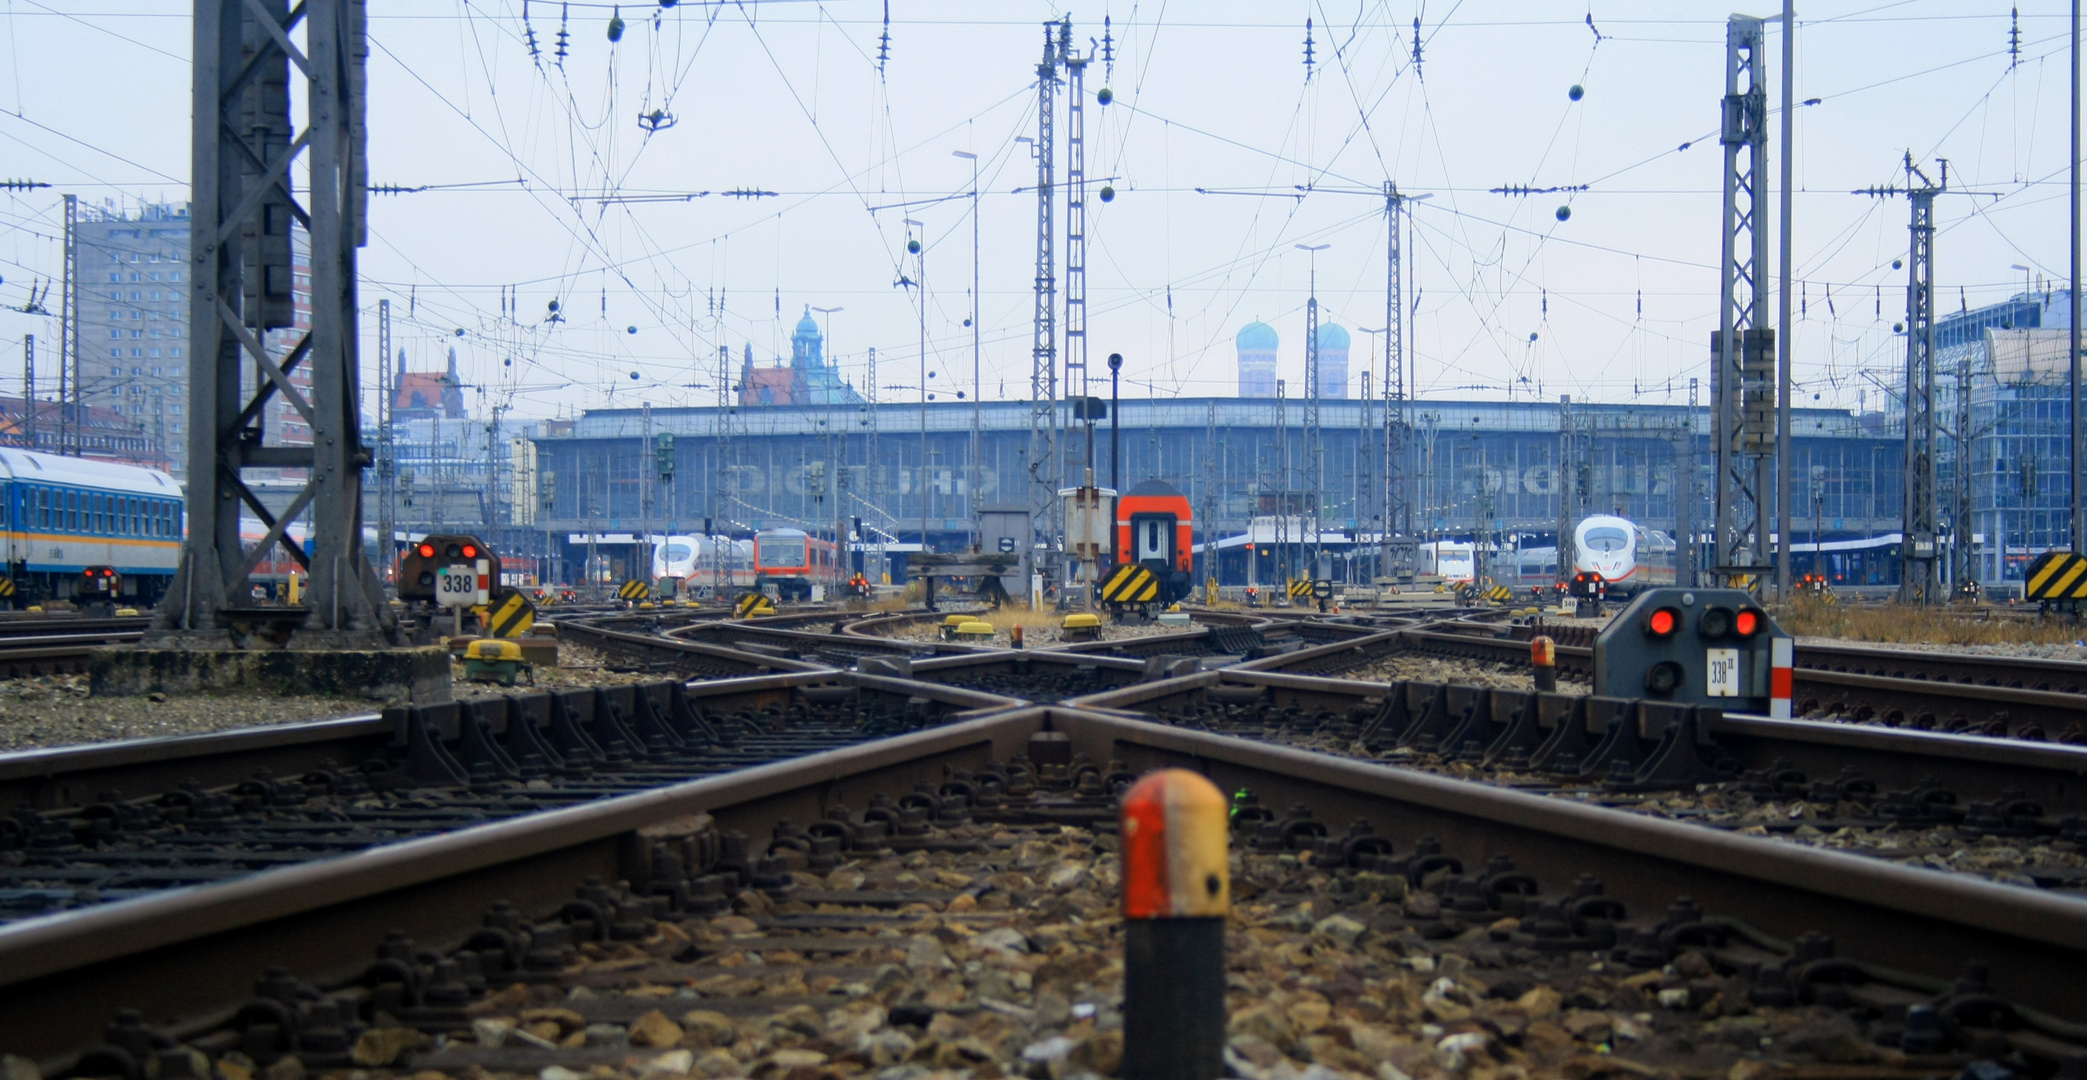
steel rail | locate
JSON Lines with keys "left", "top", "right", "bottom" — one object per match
{"left": 11, "top": 704, "right": 2087, "bottom": 1061}
{"left": 555, "top": 618, "right": 839, "bottom": 673}
{"left": 0, "top": 710, "right": 1046, "bottom": 1057}
{"left": 0, "top": 635, "right": 146, "bottom": 677}
{"left": 1397, "top": 627, "right": 2087, "bottom": 741}
{"left": 1052, "top": 709, "right": 2087, "bottom": 1020}
{"left": 1066, "top": 666, "right": 2087, "bottom": 816}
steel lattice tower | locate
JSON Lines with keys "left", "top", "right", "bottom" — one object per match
{"left": 58, "top": 193, "right": 76, "bottom": 457}
{"left": 1304, "top": 283, "right": 1321, "bottom": 579}
{"left": 1026, "top": 21, "right": 1062, "bottom": 596}
{"left": 1064, "top": 48, "right": 1089, "bottom": 487}
{"left": 1383, "top": 185, "right": 1412, "bottom": 566}
{"left": 160, "top": 0, "right": 387, "bottom": 640}
{"left": 1898, "top": 158, "right": 1943, "bottom": 602}
{"left": 1712, "top": 14, "right": 1774, "bottom": 592}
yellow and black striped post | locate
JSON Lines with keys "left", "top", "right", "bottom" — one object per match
{"left": 2024, "top": 551, "right": 2087, "bottom": 603}
{"left": 1287, "top": 578, "right": 1313, "bottom": 601}
{"left": 486, "top": 589, "right": 537, "bottom": 638}
{"left": 1121, "top": 769, "right": 1229, "bottom": 1080}
{"left": 735, "top": 592, "right": 776, "bottom": 618}
{"left": 1100, "top": 563, "right": 1159, "bottom": 604}
{"left": 616, "top": 580, "right": 651, "bottom": 602}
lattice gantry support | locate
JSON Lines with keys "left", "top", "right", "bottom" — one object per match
{"left": 1712, "top": 14, "right": 1774, "bottom": 593}
{"left": 1304, "top": 278, "right": 1321, "bottom": 576}
{"left": 1064, "top": 44, "right": 1089, "bottom": 488}
{"left": 1899, "top": 157, "right": 1942, "bottom": 603}
{"left": 1383, "top": 185, "right": 1411, "bottom": 562}
{"left": 160, "top": 0, "right": 391, "bottom": 641}
{"left": 1026, "top": 20, "right": 1062, "bottom": 595}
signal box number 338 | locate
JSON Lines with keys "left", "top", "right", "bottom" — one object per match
{"left": 435, "top": 568, "right": 481, "bottom": 607}
{"left": 1704, "top": 648, "right": 1741, "bottom": 698}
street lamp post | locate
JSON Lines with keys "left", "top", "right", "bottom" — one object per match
{"left": 812, "top": 305, "right": 845, "bottom": 553}
{"left": 1295, "top": 243, "right": 1330, "bottom": 579}
{"left": 1109, "top": 353, "right": 1123, "bottom": 492}
{"left": 953, "top": 150, "right": 981, "bottom": 544}
{"left": 903, "top": 218, "right": 930, "bottom": 554}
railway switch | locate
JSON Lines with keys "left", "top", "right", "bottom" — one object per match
{"left": 1595, "top": 587, "right": 1792, "bottom": 718}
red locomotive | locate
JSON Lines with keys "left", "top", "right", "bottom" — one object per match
{"left": 1111, "top": 479, "right": 1195, "bottom": 606}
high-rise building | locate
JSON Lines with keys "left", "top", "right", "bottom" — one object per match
{"left": 74, "top": 200, "right": 310, "bottom": 478}
{"left": 1315, "top": 323, "right": 1350, "bottom": 399}
{"left": 1236, "top": 321, "right": 1278, "bottom": 397}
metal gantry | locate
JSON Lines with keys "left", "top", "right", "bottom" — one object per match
{"left": 1899, "top": 158, "right": 1943, "bottom": 602}
{"left": 162, "top": 0, "right": 388, "bottom": 640}
{"left": 1297, "top": 242, "right": 1330, "bottom": 579}
{"left": 376, "top": 298, "right": 394, "bottom": 594}
{"left": 1383, "top": 184, "right": 1413, "bottom": 570}
{"left": 1304, "top": 275, "right": 1321, "bottom": 577}
{"left": 1712, "top": 14, "right": 1775, "bottom": 594}
{"left": 1064, "top": 48, "right": 1088, "bottom": 488}
{"left": 58, "top": 193, "right": 76, "bottom": 458}
{"left": 1026, "top": 20, "right": 1062, "bottom": 597}
{"left": 1852, "top": 155, "right": 1948, "bottom": 601}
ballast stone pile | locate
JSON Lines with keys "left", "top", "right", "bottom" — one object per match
{"left": 86, "top": 821, "right": 1974, "bottom": 1080}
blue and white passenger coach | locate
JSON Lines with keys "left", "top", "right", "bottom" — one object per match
{"left": 0, "top": 449, "right": 183, "bottom": 603}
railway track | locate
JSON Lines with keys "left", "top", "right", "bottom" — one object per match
{"left": 1382, "top": 625, "right": 2087, "bottom": 743}
{"left": 8, "top": 704, "right": 2086, "bottom": 1075}
{"left": 0, "top": 632, "right": 147, "bottom": 677}
{"left": 0, "top": 669, "right": 1014, "bottom": 928}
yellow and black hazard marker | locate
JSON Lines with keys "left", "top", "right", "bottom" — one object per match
{"left": 1485, "top": 584, "right": 1514, "bottom": 604}
{"left": 486, "top": 588, "right": 537, "bottom": 638}
{"left": 735, "top": 592, "right": 777, "bottom": 618}
{"left": 616, "top": 580, "right": 651, "bottom": 601}
{"left": 1286, "top": 578, "right": 1314, "bottom": 600}
{"left": 1120, "top": 769, "right": 1228, "bottom": 1080}
{"left": 2025, "top": 550, "right": 2087, "bottom": 602}
{"left": 0, "top": 577, "right": 17, "bottom": 601}
{"left": 1100, "top": 562, "right": 1160, "bottom": 604}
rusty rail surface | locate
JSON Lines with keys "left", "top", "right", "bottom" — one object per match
{"left": 1066, "top": 666, "right": 2087, "bottom": 817}
{"left": 0, "top": 671, "right": 1017, "bottom": 929}
{"left": 8, "top": 705, "right": 2087, "bottom": 1066}
{"left": 1385, "top": 627, "right": 2087, "bottom": 742}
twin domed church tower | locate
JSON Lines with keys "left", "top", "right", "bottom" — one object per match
{"left": 1234, "top": 321, "right": 1351, "bottom": 399}
{"left": 730, "top": 305, "right": 1352, "bottom": 405}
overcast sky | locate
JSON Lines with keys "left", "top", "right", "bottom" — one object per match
{"left": 1, "top": 1, "right": 2081, "bottom": 423}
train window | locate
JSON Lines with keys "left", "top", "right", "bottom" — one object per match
{"left": 65, "top": 492, "right": 76, "bottom": 532}
{"left": 37, "top": 490, "right": 46, "bottom": 530}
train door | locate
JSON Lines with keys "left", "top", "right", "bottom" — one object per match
{"left": 1129, "top": 514, "right": 1175, "bottom": 565}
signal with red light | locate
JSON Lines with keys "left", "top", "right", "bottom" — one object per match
{"left": 1733, "top": 608, "right": 1762, "bottom": 637}
{"left": 1644, "top": 607, "right": 1681, "bottom": 637}
{"left": 396, "top": 533, "right": 500, "bottom": 605}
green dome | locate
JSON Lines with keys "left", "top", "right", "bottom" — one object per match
{"left": 1236, "top": 322, "right": 1279, "bottom": 350}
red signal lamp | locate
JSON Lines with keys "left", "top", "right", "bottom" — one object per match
{"left": 417, "top": 543, "right": 436, "bottom": 558}
{"left": 1644, "top": 606, "right": 1681, "bottom": 637}
{"left": 1734, "top": 608, "right": 1762, "bottom": 637}
{"left": 461, "top": 544, "right": 479, "bottom": 559}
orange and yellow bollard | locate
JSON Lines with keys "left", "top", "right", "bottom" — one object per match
{"left": 1120, "top": 768, "right": 1229, "bottom": 1080}
{"left": 1530, "top": 634, "right": 1557, "bottom": 693}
